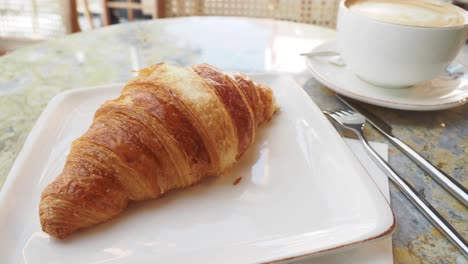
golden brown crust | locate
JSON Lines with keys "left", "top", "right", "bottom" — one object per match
{"left": 230, "top": 73, "right": 260, "bottom": 125}
{"left": 192, "top": 64, "right": 255, "bottom": 157}
{"left": 122, "top": 82, "right": 212, "bottom": 182}
{"left": 39, "top": 63, "right": 277, "bottom": 239}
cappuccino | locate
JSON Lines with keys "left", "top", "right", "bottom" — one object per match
{"left": 346, "top": 0, "right": 468, "bottom": 27}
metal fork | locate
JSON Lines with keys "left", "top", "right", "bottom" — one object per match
{"left": 324, "top": 110, "right": 468, "bottom": 257}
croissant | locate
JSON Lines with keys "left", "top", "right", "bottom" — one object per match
{"left": 39, "top": 63, "right": 277, "bottom": 239}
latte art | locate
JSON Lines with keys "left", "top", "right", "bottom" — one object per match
{"left": 347, "top": 0, "right": 468, "bottom": 27}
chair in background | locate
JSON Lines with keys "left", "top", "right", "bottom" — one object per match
{"left": 100, "top": 0, "right": 163, "bottom": 25}
{"left": 101, "top": 0, "right": 340, "bottom": 28}
{"left": 80, "top": 0, "right": 96, "bottom": 29}
{"left": 158, "top": 0, "right": 341, "bottom": 28}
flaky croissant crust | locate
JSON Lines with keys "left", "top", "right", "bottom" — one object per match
{"left": 39, "top": 63, "right": 277, "bottom": 239}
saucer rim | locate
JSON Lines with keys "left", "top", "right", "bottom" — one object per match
{"left": 305, "top": 39, "right": 468, "bottom": 111}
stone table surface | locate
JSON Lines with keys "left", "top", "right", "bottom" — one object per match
{"left": 0, "top": 17, "right": 466, "bottom": 263}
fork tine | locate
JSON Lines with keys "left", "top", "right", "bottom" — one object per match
{"left": 323, "top": 110, "right": 335, "bottom": 116}
{"left": 343, "top": 109, "right": 355, "bottom": 115}
{"left": 323, "top": 111, "right": 335, "bottom": 119}
{"left": 334, "top": 111, "right": 346, "bottom": 117}
{"left": 327, "top": 113, "right": 342, "bottom": 124}
{"left": 338, "top": 110, "right": 350, "bottom": 116}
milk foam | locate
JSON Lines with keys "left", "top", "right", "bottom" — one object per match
{"left": 347, "top": 0, "right": 468, "bottom": 27}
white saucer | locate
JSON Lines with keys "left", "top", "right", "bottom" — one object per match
{"left": 305, "top": 39, "right": 468, "bottom": 111}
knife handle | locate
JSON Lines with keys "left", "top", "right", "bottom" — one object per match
{"left": 357, "top": 134, "right": 468, "bottom": 257}
{"left": 386, "top": 135, "right": 468, "bottom": 207}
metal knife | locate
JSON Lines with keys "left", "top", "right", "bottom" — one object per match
{"left": 337, "top": 94, "right": 468, "bottom": 207}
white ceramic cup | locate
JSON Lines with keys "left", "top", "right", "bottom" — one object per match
{"left": 337, "top": 0, "right": 468, "bottom": 88}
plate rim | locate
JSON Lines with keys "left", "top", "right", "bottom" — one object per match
{"left": 0, "top": 74, "right": 396, "bottom": 263}
{"left": 305, "top": 39, "right": 468, "bottom": 111}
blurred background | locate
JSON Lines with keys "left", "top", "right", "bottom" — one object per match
{"left": 0, "top": 0, "right": 465, "bottom": 56}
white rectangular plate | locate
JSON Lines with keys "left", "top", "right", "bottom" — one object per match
{"left": 0, "top": 74, "right": 395, "bottom": 263}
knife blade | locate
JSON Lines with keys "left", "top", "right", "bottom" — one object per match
{"left": 337, "top": 94, "right": 468, "bottom": 207}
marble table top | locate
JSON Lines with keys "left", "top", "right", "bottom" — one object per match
{"left": 0, "top": 17, "right": 466, "bottom": 263}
